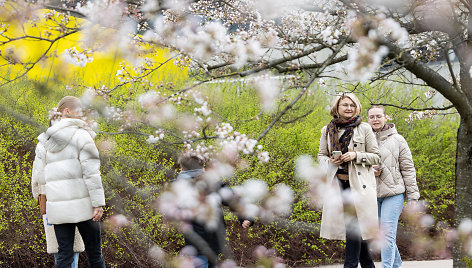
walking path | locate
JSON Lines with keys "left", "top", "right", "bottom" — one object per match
{"left": 317, "top": 259, "right": 452, "bottom": 267}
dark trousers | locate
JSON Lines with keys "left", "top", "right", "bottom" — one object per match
{"left": 54, "top": 219, "right": 105, "bottom": 268}
{"left": 339, "top": 178, "right": 375, "bottom": 268}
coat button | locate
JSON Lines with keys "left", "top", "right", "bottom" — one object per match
{"left": 354, "top": 144, "right": 357, "bottom": 147}
{"left": 358, "top": 172, "right": 361, "bottom": 175}
{"left": 363, "top": 185, "right": 366, "bottom": 189}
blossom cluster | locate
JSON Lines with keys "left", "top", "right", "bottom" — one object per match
{"left": 405, "top": 110, "right": 438, "bottom": 123}
{"left": 146, "top": 129, "right": 165, "bottom": 144}
{"left": 347, "top": 13, "right": 410, "bottom": 82}
{"left": 254, "top": 75, "right": 281, "bottom": 113}
{"left": 138, "top": 90, "right": 162, "bottom": 108}
{"left": 146, "top": 244, "right": 286, "bottom": 267}
{"left": 233, "top": 180, "right": 294, "bottom": 221}
{"left": 48, "top": 107, "right": 62, "bottom": 124}
{"left": 158, "top": 161, "right": 294, "bottom": 230}
{"left": 347, "top": 37, "right": 388, "bottom": 82}
{"left": 63, "top": 47, "right": 93, "bottom": 67}
{"left": 294, "top": 155, "right": 330, "bottom": 207}
{"left": 77, "top": 0, "right": 124, "bottom": 29}
{"left": 103, "top": 106, "right": 122, "bottom": 122}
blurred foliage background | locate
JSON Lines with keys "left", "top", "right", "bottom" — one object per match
{"left": 0, "top": 76, "right": 457, "bottom": 267}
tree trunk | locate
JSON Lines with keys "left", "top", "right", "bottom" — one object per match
{"left": 453, "top": 118, "right": 472, "bottom": 267}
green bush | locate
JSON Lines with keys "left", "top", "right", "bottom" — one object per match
{"left": 0, "top": 78, "right": 458, "bottom": 266}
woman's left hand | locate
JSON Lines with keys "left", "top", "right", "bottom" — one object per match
{"left": 340, "top": 152, "right": 357, "bottom": 162}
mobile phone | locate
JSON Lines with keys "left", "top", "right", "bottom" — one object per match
{"left": 332, "top": 151, "right": 342, "bottom": 158}
{"left": 373, "top": 165, "right": 384, "bottom": 171}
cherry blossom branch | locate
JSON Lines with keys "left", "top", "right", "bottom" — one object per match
{"left": 239, "top": 45, "right": 326, "bottom": 77}
{"left": 107, "top": 54, "right": 180, "bottom": 93}
{"left": 256, "top": 40, "right": 347, "bottom": 141}
{"left": 380, "top": 39, "right": 467, "bottom": 117}
{"left": 276, "top": 55, "right": 348, "bottom": 73}
{"left": 43, "top": 4, "right": 86, "bottom": 18}
{"left": 98, "top": 130, "right": 218, "bottom": 145}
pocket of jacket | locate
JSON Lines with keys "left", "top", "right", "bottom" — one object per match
{"left": 352, "top": 138, "right": 366, "bottom": 152}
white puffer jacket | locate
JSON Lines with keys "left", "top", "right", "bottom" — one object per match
{"left": 32, "top": 118, "right": 105, "bottom": 224}
{"left": 375, "top": 124, "right": 420, "bottom": 200}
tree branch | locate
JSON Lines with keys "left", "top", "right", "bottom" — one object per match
{"left": 381, "top": 39, "right": 469, "bottom": 119}
{"left": 0, "top": 29, "right": 79, "bottom": 86}
{"left": 239, "top": 45, "right": 326, "bottom": 77}
{"left": 444, "top": 48, "right": 460, "bottom": 90}
{"left": 372, "top": 103, "right": 455, "bottom": 111}
{"left": 107, "top": 54, "right": 180, "bottom": 93}
{"left": 280, "top": 109, "right": 314, "bottom": 124}
{"left": 277, "top": 55, "right": 348, "bottom": 74}
{"left": 256, "top": 40, "right": 347, "bottom": 141}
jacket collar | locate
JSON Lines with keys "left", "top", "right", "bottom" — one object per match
{"left": 375, "top": 123, "right": 397, "bottom": 141}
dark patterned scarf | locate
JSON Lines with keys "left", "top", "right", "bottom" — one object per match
{"left": 326, "top": 116, "right": 362, "bottom": 172}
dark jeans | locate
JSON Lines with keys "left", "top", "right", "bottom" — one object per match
{"left": 54, "top": 219, "right": 105, "bottom": 268}
{"left": 339, "top": 178, "right": 375, "bottom": 268}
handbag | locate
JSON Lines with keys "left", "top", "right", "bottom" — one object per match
{"left": 38, "top": 194, "right": 47, "bottom": 215}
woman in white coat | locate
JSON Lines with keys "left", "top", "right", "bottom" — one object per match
{"left": 32, "top": 152, "right": 85, "bottom": 267}
{"left": 32, "top": 96, "right": 106, "bottom": 268}
{"left": 318, "top": 93, "right": 380, "bottom": 268}
{"left": 367, "top": 105, "right": 420, "bottom": 268}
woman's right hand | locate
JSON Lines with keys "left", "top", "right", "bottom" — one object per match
{"left": 373, "top": 165, "right": 383, "bottom": 176}
{"left": 92, "top": 207, "right": 104, "bottom": 221}
{"left": 329, "top": 156, "right": 343, "bottom": 165}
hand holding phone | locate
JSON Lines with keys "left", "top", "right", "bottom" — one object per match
{"left": 332, "top": 151, "right": 342, "bottom": 158}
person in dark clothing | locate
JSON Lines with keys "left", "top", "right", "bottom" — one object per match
{"left": 176, "top": 154, "right": 251, "bottom": 268}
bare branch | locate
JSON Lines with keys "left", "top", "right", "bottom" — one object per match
{"left": 280, "top": 109, "right": 314, "bottom": 124}
{"left": 444, "top": 48, "right": 460, "bottom": 90}
{"left": 0, "top": 29, "right": 79, "bottom": 86}
{"left": 372, "top": 103, "right": 455, "bottom": 111}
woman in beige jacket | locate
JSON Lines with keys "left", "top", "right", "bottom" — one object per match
{"left": 367, "top": 105, "right": 420, "bottom": 268}
{"left": 318, "top": 93, "right": 380, "bottom": 268}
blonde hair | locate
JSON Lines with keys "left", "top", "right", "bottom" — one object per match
{"left": 49, "top": 96, "right": 82, "bottom": 126}
{"left": 329, "top": 93, "right": 362, "bottom": 118}
{"left": 57, "top": 96, "right": 81, "bottom": 114}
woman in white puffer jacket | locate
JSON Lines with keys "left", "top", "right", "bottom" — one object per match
{"left": 32, "top": 96, "right": 106, "bottom": 268}
{"left": 367, "top": 105, "right": 420, "bottom": 268}
{"left": 32, "top": 146, "right": 85, "bottom": 268}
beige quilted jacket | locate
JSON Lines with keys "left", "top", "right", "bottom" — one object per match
{"left": 375, "top": 124, "right": 420, "bottom": 200}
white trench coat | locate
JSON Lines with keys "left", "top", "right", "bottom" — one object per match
{"left": 317, "top": 122, "right": 380, "bottom": 240}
